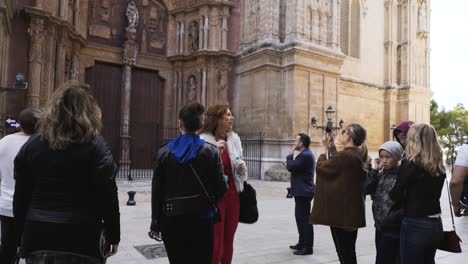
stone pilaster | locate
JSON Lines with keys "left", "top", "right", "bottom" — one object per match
{"left": 55, "top": 29, "right": 66, "bottom": 89}
{"left": 71, "top": 41, "right": 80, "bottom": 80}
{"left": 27, "top": 16, "right": 46, "bottom": 107}
{"left": 119, "top": 1, "right": 139, "bottom": 171}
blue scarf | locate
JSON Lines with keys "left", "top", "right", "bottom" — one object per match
{"left": 168, "top": 134, "right": 205, "bottom": 164}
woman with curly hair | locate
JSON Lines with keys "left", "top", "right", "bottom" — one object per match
{"left": 13, "top": 82, "right": 120, "bottom": 264}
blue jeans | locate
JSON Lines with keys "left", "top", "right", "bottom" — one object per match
{"left": 400, "top": 217, "right": 443, "bottom": 264}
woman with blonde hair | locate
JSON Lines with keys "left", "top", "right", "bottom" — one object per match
{"left": 199, "top": 104, "right": 247, "bottom": 264}
{"left": 310, "top": 124, "right": 368, "bottom": 264}
{"left": 390, "top": 123, "right": 445, "bottom": 264}
{"left": 13, "top": 82, "right": 120, "bottom": 264}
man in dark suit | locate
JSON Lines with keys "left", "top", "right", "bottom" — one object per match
{"left": 286, "top": 133, "right": 316, "bottom": 255}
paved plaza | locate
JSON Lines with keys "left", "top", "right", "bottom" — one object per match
{"left": 112, "top": 179, "right": 468, "bottom": 264}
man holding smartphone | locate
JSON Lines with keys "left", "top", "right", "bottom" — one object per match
{"left": 286, "top": 133, "right": 316, "bottom": 255}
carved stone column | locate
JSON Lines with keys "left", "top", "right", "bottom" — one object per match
{"left": 27, "top": 16, "right": 46, "bottom": 107}
{"left": 55, "top": 29, "right": 65, "bottom": 89}
{"left": 71, "top": 42, "right": 80, "bottom": 80}
{"left": 203, "top": 16, "right": 209, "bottom": 49}
{"left": 221, "top": 8, "right": 229, "bottom": 50}
{"left": 119, "top": 1, "right": 139, "bottom": 173}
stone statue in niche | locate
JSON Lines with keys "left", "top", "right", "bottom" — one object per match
{"left": 186, "top": 75, "right": 197, "bottom": 101}
{"left": 217, "top": 67, "right": 228, "bottom": 100}
{"left": 188, "top": 21, "right": 199, "bottom": 52}
{"left": 126, "top": 1, "right": 139, "bottom": 32}
{"left": 417, "top": 1, "right": 428, "bottom": 37}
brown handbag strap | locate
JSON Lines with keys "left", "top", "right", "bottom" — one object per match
{"left": 445, "top": 176, "right": 456, "bottom": 231}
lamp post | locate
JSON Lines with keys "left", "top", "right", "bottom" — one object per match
{"left": 310, "top": 106, "right": 344, "bottom": 132}
{"left": 0, "top": 73, "right": 29, "bottom": 93}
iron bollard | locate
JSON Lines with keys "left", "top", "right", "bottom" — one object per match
{"left": 127, "top": 191, "right": 136, "bottom": 206}
{"left": 286, "top": 187, "right": 292, "bottom": 198}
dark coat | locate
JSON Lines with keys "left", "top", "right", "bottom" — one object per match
{"left": 310, "top": 147, "right": 367, "bottom": 229}
{"left": 13, "top": 135, "right": 120, "bottom": 257}
{"left": 286, "top": 148, "right": 316, "bottom": 197}
{"left": 151, "top": 142, "right": 228, "bottom": 231}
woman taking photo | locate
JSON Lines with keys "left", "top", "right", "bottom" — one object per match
{"left": 199, "top": 104, "right": 247, "bottom": 264}
{"left": 390, "top": 123, "right": 445, "bottom": 264}
{"left": 14, "top": 82, "right": 120, "bottom": 264}
{"left": 310, "top": 124, "right": 368, "bottom": 264}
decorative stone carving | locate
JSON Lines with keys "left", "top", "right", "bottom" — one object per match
{"left": 417, "top": 0, "right": 428, "bottom": 38}
{"left": 188, "top": 21, "right": 199, "bottom": 52}
{"left": 28, "top": 17, "right": 46, "bottom": 63}
{"left": 126, "top": 1, "right": 139, "bottom": 33}
{"left": 123, "top": 1, "right": 139, "bottom": 66}
{"left": 141, "top": 1, "right": 167, "bottom": 54}
{"left": 186, "top": 75, "right": 197, "bottom": 101}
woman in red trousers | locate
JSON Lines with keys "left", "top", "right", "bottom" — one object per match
{"left": 200, "top": 104, "right": 248, "bottom": 264}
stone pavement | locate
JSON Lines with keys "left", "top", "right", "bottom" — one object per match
{"left": 111, "top": 179, "right": 468, "bottom": 264}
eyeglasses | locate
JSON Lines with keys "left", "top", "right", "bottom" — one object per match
{"left": 341, "top": 130, "right": 348, "bottom": 135}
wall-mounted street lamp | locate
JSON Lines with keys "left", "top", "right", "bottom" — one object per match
{"left": 311, "top": 106, "right": 344, "bottom": 132}
{"left": 0, "top": 73, "right": 28, "bottom": 93}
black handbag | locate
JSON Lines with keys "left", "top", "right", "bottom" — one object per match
{"left": 239, "top": 181, "right": 259, "bottom": 224}
{"left": 437, "top": 177, "right": 462, "bottom": 253}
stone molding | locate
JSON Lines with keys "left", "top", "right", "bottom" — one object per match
{"left": 170, "top": 0, "right": 236, "bottom": 14}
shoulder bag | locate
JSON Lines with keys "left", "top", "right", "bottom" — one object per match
{"left": 437, "top": 176, "right": 462, "bottom": 253}
{"left": 188, "top": 163, "right": 222, "bottom": 223}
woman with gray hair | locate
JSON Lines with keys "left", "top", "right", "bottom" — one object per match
{"left": 13, "top": 82, "right": 120, "bottom": 264}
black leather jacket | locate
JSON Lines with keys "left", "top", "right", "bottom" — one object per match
{"left": 151, "top": 142, "right": 227, "bottom": 230}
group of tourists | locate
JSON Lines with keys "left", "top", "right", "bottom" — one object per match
{"left": 0, "top": 82, "right": 248, "bottom": 264}
{"left": 0, "top": 80, "right": 467, "bottom": 264}
{"left": 286, "top": 120, "right": 468, "bottom": 264}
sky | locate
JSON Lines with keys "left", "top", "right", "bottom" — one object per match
{"left": 430, "top": 0, "right": 468, "bottom": 110}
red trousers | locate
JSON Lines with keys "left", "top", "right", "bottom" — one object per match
{"left": 212, "top": 190, "right": 240, "bottom": 264}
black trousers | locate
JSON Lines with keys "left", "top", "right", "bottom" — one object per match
{"left": 1, "top": 216, "right": 17, "bottom": 264}
{"left": 330, "top": 226, "right": 358, "bottom": 264}
{"left": 375, "top": 230, "right": 400, "bottom": 264}
{"left": 160, "top": 215, "right": 213, "bottom": 264}
{"left": 294, "top": 196, "right": 314, "bottom": 249}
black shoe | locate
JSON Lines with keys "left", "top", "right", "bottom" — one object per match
{"left": 289, "top": 244, "right": 302, "bottom": 250}
{"left": 293, "top": 248, "right": 313, "bottom": 255}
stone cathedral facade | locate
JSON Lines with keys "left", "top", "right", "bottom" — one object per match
{"left": 0, "top": 0, "right": 431, "bottom": 178}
